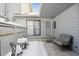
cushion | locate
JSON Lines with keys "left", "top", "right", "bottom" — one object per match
{"left": 17, "top": 37, "right": 27, "bottom": 43}
{"left": 60, "top": 34, "right": 71, "bottom": 42}
{"left": 16, "top": 45, "right": 23, "bottom": 54}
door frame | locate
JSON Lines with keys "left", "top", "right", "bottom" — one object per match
{"left": 26, "top": 20, "right": 41, "bottom": 36}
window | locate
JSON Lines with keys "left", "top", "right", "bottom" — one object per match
{"left": 27, "top": 21, "right": 33, "bottom": 35}
{"left": 54, "top": 21, "right": 56, "bottom": 29}
{"left": 26, "top": 20, "right": 41, "bottom": 36}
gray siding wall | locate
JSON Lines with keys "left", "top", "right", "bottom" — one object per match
{"left": 52, "top": 4, "right": 79, "bottom": 53}
{"left": 15, "top": 18, "right": 26, "bottom": 27}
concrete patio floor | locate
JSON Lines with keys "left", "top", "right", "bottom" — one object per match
{"left": 45, "top": 42, "right": 79, "bottom": 56}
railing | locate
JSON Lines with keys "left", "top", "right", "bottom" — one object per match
{"left": 0, "top": 14, "right": 16, "bottom": 22}
{"left": 0, "top": 22, "right": 15, "bottom": 28}
{"left": 0, "top": 14, "right": 9, "bottom": 21}
{"left": 0, "top": 32, "right": 15, "bottom": 37}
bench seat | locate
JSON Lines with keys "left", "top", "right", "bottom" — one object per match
{"left": 53, "top": 34, "right": 72, "bottom": 49}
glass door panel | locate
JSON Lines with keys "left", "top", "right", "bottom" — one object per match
{"left": 27, "top": 21, "right": 33, "bottom": 35}
{"left": 33, "top": 21, "right": 41, "bottom": 36}
{"left": 26, "top": 20, "right": 41, "bottom": 36}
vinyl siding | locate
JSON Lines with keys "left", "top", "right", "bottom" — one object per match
{"left": 52, "top": 4, "right": 79, "bottom": 53}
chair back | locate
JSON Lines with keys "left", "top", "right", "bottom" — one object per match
{"left": 60, "top": 34, "right": 71, "bottom": 42}
{"left": 10, "top": 42, "right": 16, "bottom": 56}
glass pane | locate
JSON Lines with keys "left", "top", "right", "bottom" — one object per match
{"left": 26, "top": 20, "right": 41, "bottom": 36}
{"left": 27, "top": 21, "right": 33, "bottom": 35}
{"left": 34, "top": 21, "right": 41, "bottom": 35}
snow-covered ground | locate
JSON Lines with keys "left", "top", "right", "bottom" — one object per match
{"left": 5, "top": 41, "right": 48, "bottom": 56}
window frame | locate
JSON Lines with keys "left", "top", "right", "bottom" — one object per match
{"left": 53, "top": 21, "right": 56, "bottom": 29}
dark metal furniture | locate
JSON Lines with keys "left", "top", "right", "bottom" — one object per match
{"left": 53, "top": 34, "right": 73, "bottom": 49}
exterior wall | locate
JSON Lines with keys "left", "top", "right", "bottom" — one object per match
{"left": 5, "top": 3, "right": 32, "bottom": 18}
{"left": 52, "top": 4, "right": 79, "bottom": 53}
{"left": 6, "top": 3, "right": 21, "bottom": 18}
{"left": 0, "top": 3, "right": 5, "bottom": 16}
{"left": 15, "top": 17, "right": 26, "bottom": 27}
{"left": 21, "top": 3, "right": 32, "bottom": 14}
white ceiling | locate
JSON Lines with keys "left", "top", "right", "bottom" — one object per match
{"left": 40, "top": 3, "right": 74, "bottom": 18}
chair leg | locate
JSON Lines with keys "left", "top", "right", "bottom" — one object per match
{"left": 23, "top": 43, "right": 26, "bottom": 49}
{"left": 17, "top": 51, "right": 23, "bottom": 56}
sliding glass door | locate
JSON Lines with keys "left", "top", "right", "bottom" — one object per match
{"left": 26, "top": 20, "right": 41, "bottom": 36}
